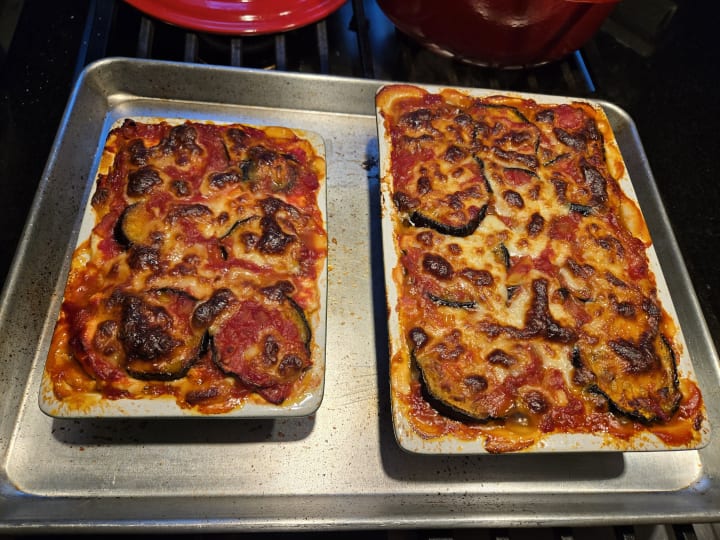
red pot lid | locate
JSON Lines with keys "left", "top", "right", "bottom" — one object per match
{"left": 124, "top": 0, "right": 347, "bottom": 35}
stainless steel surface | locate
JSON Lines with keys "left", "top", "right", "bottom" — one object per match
{"left": 0, "top": 57, "right": 718, "bottom": 531}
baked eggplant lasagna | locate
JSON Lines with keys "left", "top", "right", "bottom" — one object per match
{"left": 377, "top": 84, "right": 707, "bottom": 453}
{"left": 43, "top": 119, "right": 327, "bottom": 415}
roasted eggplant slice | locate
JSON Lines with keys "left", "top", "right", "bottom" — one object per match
{"left": 219, "top": 198, "right": 305, "bottom": 270}
{"left": 392, "top": 149, "right": 492, "bottom": 237}
{"left": 222, "top": 145, "right": 299, "bottom": 192}
{"left": 70, "top": 288, "right": 204, "bottom": 382}
{"left": 210, "top": 287, "right": 312, "bottom": 403}
{"left": 408, "top": 327, "right": 522, "bottom": 420}
{"left": 120, "top": 288, "right": 204, "bottom": 380}
{"left": 575, "top": 333, "right": 681, "bottom": 422}
{"left": 113, "top": 203, "right": 158, "bottom": 249}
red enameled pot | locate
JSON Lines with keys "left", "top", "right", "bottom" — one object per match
{"left": 377, "top": 0, "right": 619, "bottom": 68}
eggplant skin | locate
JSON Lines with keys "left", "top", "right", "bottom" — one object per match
{"left": 409, "top": 204, "right": 487, "bottom": 237}
{"left": 427, "top": 292, "right": 476, "bottom": 309}
{"left": 113, "top": 204, "right": 137, "bottom": 248}
{"left": 569, "top": 203, "right": 594, "bottom": 216}
{"left": 114, "top": 203, "right": 157, "bottom": 248}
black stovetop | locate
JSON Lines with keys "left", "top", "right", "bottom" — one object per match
{"left": 0, "top": 1, "right": 718, "bottom": 537}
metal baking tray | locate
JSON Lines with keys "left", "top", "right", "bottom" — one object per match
{"left": 0, "top": 57, "right": 719, "bottom": 532}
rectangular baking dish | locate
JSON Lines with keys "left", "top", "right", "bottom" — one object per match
{"left": 0, "top": 57, "right": 719, "bottom": 531}
{"left": 375, "top": 83, "right": 709, "bottom": 454}
{"left": 38, "top": 116, "right": 328, "bottom": 419}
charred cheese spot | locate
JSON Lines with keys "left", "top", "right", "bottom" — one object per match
{"left": 259, "top": 216, "right": 295, "bottom": 254}
{"left": 503, "top": 190, "right": 524, "bottom": 208}
{"left": 127, "top": 167, "right": 162, "bottom": 197}
{"left": 487, "top": 349, "right": 515, "bottom": 366}
{"left": 192, "top": 288, "right": 236, "bottom": 329}
{"left": 422, "top": 253, "right": 453, "bottom": 280}
{"left": 127, "top": 139, "right": 150, "bottom": 166}
{"left": 458, "top": 268, "right": 493, "bottom": 287}
{"left": 209, "top": 170, "right": 243, "bottom": 189}
{"left": 128, "top": 245, "right": 160, "bottom": 271}
{"left": 171, "top": 179, "right": 191, "bottom": 197}
{"left": 527, "top": 212, "right": 545, "bottom": 236}
{"left": 160, "top": 124, "right": 203, "bottom": 165}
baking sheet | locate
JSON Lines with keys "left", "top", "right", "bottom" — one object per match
{"left": 0, "top": 58, "right": 719, "bottom": 531}
{"left": 38, "top": 116, "right": 328, "bottom": 419}
{"left": 375, "top": 84, "right": 709, "bottom": 454}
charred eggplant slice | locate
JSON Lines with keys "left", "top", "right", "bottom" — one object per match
{"left": 575, "top": 333, "right": 681, "bottom": 422}
{"left": 69, "top": 288, "right": 203, "bottom": 382}
{"left": 120, "top": 288, "right": 204, "bottom": 380}
{"left": 219, "top": 197, "right": 305, "bottom": 269}
{"left": 210, "top": 287, "right": 312, "bottom": 403}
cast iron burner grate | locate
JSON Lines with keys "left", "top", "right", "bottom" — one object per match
{"left": 68, "top": 2, "right": 710, "bottom": 539}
